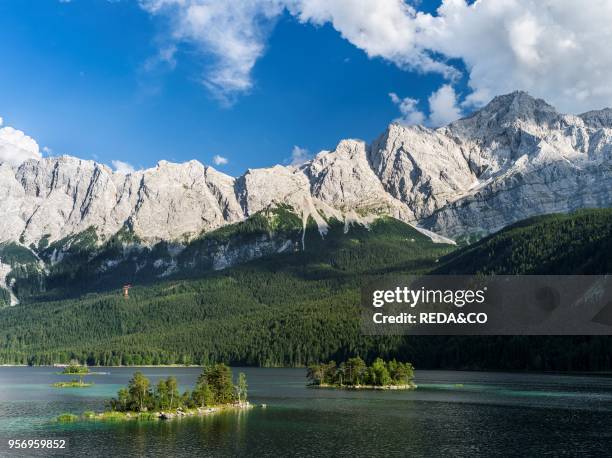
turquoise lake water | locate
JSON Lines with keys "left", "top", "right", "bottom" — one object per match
{"left": 1, "top": 367, "right": 611, "bottom": 457}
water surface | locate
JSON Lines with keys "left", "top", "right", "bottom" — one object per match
{"left": 1, "top": 367, "right": 611, "bottom": 456}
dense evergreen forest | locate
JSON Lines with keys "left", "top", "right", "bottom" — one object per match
{"left": 0, "top": 209, "right": 611, "bottom": 371}
{"left": 307, "top": 357, "right": 415, "bottom": 387}
{"left": 436, "top": 209, "right": 612, "bottom": 275}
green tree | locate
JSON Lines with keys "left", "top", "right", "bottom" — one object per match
{"left": 236, "top": 372, "right": 248, "bottom": 403}
{"left": 166, "top": 376, "right": 179, "bottom": 410}
{"left": 306, "top": 364, "right": 324, "bottom": 385}
{"left": 193, "top": 381, "right": 215, "bottom": 407}
{"left": 201, "top": 364, "right": 235, "bottom": 404}
{"left": 370, "top": 358, "right": 391, "bottom": 386}
{"left": 117, "top": 387, "right": 130, "bottom": 411}
{"left": 321, "top": 361, "right": 337, "bottom": 385}
{"left": 182, "top": 389, "right": 195, "bottom": 408}
{"left": 203, "top": 383, "right": 215, "bottom": 406}
{"left": 156, "top": 379, "right": 168, "bottom": 410}
{"left": 344, "top": 356, "right": 366, "bottom": 385}
{"left": 128, "top": 371, "right": 150, "bottom": 411}
{"left": 390, "top": 361, "right": 414, "bottom": 385}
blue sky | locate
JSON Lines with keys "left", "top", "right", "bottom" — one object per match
{"left": 0, "top": 0, "right": 609, "bottom": 175}
{"left": 0, "top": 0, "right": 458, "bottom": 175}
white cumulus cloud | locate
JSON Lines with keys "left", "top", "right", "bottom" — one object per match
{"left": 288, "top": 0, "right": 455, "bottom": 77}
{"left": 141, "top": 0, "right": 612, "bottom": 113}
{"left": 427, "top": 84, "right": 462, "bottom": 127}
{"left": 212, "top": 154, "right": 228, "bottom": 165}
{"left": 390, "top": 84, "right": 462, "bottom": 127}
{"left": 111, "top": 160, "right": 136, "bottom": 174}
{"left": 389, "top": 92, "right": 426, "bottom": 126}
{"left": 0, "top": 125, "right": 42, "bottom": 167}
{"left": 289, "top": 145, "right": 311, "bottom": 165}
{"left": 413, "top": 0, "right": 612, "bottom": 112}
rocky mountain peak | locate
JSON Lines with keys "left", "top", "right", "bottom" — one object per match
{"left": 488, "top": 90, "right": 556, "bottom": 115}
{"left": 447, "top": 91, "right": 561, "bottom": 139}
{"left": 580, "top": 108, "right": 612, "bottom": 128}
{"left": 0, "top": 91, "right": 610, "bottom": 250}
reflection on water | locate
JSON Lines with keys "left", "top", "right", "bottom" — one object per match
{"left": 1, "top": 367, "right": 611, "bottom": 456}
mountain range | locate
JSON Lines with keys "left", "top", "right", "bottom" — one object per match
{"left": 1, "top": 91, "right": 611, "bottom": 305}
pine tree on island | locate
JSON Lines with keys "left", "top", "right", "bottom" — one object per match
{"left": 306, "top": 357, "right": 416, "bottom": 389}
{"left": 100, "top": 364, "right": 251, "bottom": 420}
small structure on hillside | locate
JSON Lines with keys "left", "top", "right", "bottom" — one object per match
{"left": 122, "top": 284, "right": 132, "bottom": 299}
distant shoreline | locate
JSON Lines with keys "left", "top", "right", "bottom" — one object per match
{"left": 0, "top": 364, "right": 202, "bottom": 368}
{"left": 1, "top": 365, "right": 612, "bottom": 377}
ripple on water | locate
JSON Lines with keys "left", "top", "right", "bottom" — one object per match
{"left": 0, "top": 367, "right": 611, "bottom": 456}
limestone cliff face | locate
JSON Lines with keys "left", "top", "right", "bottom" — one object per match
{"left": 421, "top": 92, "right": 612, "bottom": 237}
{"left": 1, "top": 91, "right": 611, "bottom": 247}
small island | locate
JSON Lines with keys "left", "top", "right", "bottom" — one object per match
{"left": 52, "top": 360, "right": 92, "bottom": 388}
{"left": 307, "top": 357, "right": 417, "bottom": 390}
{"left": 57, "top": 363, "right": 251, "bottom": 422}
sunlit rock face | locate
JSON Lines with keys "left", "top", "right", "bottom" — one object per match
{"left": 1, "top": 91, "right": 611, "bottom": 246}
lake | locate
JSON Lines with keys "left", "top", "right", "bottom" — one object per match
{"left": 1, "top": 367, "right": 611, "bottom": 456}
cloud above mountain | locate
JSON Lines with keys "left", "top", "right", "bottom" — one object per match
{"left": 427, "top": 85, "right": 462, "bottom": 127}
{"left": 0, "top": 123, "right": 41, "bottom": 167}
{"left": 390, "top": 84, "right": 462, "bottom": 127}
{"left": 111, "top": 160, "right": 136, "bottom": 174}
{"left": 140, "top": 0, "right": 283, "bottom": 104}
{"left": 289, "top": 145, "right": 311, "bottom": 165}
{"left": 212, "top": 154, "right": 228, "bottom": 166}
{"left": 140, "top": 0, "right": 612, "bottom": 113}
{"left": 389, "top": 93, "right": 425, "bottom": 126}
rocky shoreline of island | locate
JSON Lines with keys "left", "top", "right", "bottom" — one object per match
{"left": 58, "top": 402, "right": 253, "bottom": 423}
{"left": 310, "top": 382, "right": 417, "bottom": 390}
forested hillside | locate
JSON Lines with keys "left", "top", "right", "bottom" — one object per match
{"left": 0, "top": 209, "right": 611, "bottom": 371}
{"left": 436, "top": 209, "right": 612, "bottom": 275}
{"left": 0, "top": 217, "right": 452, "bottom": 366}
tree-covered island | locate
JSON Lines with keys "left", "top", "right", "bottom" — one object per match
{"left": 307, "top": 357, "right": 416, "bottom": 390}
{"left": 57, "top": 364, "right": 251, "bottom": 422}
{"left": 52, "top": 360, "right": 92, "bottom": 388}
